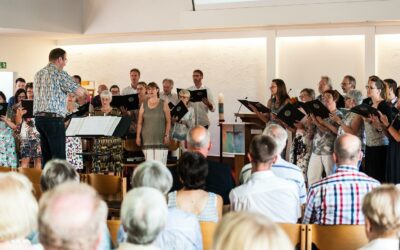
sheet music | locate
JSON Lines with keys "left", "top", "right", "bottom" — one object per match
{"left": 67, "top": 116, "right": 122, "bottom": 136}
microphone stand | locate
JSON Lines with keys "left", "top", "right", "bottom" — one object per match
{"left": 235, "top": 97, "right": 248, "bottom": 122}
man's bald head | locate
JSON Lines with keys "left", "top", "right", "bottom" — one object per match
{"left": 333, "top": 133, "right": 362, "bottom": 166}
{"left": 186, "top": 126, "right": 211, "bottom": 157}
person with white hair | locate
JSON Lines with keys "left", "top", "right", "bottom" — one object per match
{"left": 360, "top": 184, "right": 400, "bottom": 250}
{"left": 118, "top": 160, "right": 202, "bottom": 250}
{"left": 213, "top": 211, "right": 293, "bottom": 250}
{"left": 240, "top": 124, "right": 307, "bottom": 205}
{"left": 40, "top": 159, "right": 79, "bottom": 192}
{"left": 38, "top": 182, "right": 108, "bottom": 250}
{"left": 0, "top": 172, "right": 39, "bottom": 249}
{"left": 119, "top": 187, "right": 168, "bottom": 250}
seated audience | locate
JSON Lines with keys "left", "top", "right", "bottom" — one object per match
{"left": 360, "top": 184, "right": 400, "bottom": 250}
{"left": 118, "top": 160, "right": 202, "bottom": 250}
{"left": 119, "top": 187, "right": 168, "bottom": 250}
{"left": 0, "top": 172, "right": 39, "bottom": 250}
{"left": 303, "top": 133, "right": 380, "bottom": 224}
{"left": 213, "top": 211, "right": 293, "bottom": 250}
{"left": 169, "top": 152, "right": 223, "bottom": 222}
{"left": 170, "top": 125, "right": 235, "bottom": 205}
{"left": 230, "top": 135, "right": 300, "bottom": 223}
{"left": 240, "top": 124, "right": 307, "bottom": 205}
{"left": 38, "top": 159, "right": 112, "bottom": 250}
{"left": 40, "top": 159, "right": 79, "bottom": 192}
{"left": 38, "top": 183, "right": 107, "bottom": 250}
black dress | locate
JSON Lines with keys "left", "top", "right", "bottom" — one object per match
{"left": 386, "top": 111, "right": 400, "bottom": 183}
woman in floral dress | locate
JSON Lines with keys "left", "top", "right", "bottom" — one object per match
{"left": 0, "top": 91, "right": 18, "bottom": 168}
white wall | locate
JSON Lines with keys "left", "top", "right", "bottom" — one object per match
{"left": 0, "top": 0, "right": 82, "bottom": 33}
{"left": 62, "top": 38, "right": 267, "bottom": 156}
{"left": 0, "top": 36, "right": 55, "bottom": 83}
{"left": 376, "top": 34, "right": 400, "bottom": 81}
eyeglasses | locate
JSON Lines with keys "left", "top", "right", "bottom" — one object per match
{"left": 365, "top": 85, "right": 377, "bottom": 90}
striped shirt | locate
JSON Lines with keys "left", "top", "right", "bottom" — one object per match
{"left": 34, "top": 63, "right": 79, "bottom": 117}
{"left": 240, "top": 157, "right": 307, "bottom": 204}
{"left": 302, "top": 165, "right": 380, "bottom": 225}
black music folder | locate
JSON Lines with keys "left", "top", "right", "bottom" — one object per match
{"left": 111, "top": 94, "right": 139, "bottom": 110}
{"left": 21, "top": 100, "right": 33, "bottom": 118}
{"left": 238, "top": 99, "right": 271, "bottom": 113}
{"left": 302, "top": 100, "right": 330, "bottom": 119}
{"left": 0, "top": 103, "right": 8, "bottom": 116}
{"left": 350, "top": 103, "right": 380, "bottom": 117}
{"left": 170, "top": 101, "right": 188, "bottom": 122}
{"left": 65, "top": 102, "right": 90, "bottom": 121}
{"left": 276, "top": 103, "right": 305, "bottom": 128}
{"left": 168, "top": 102, "right": 175, "bottom": 110}
{"left": 178, "top": 88, "right": 208, "bottom": 103}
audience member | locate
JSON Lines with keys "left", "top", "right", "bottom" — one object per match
{"left": 188, "top": 69, "right": 215, "bottom": 128}
{"left": 240, "top": 124, "right": 307, "bottom": 205}
{"left": 360, "top": 184, "right": 400, "bottom": 250}
{"left": 170, "top": 125, "right": 235, "bottom": 205}
{"left": 169, "top": 152, "right": 223, "bottom": 222}
{"left": 119, "top": 187, "right": 168, "bottom": 250}
{"left": 303, "top": 133, "right": 380, "bottom": 224}
{"left": 38, "top": 183, "right": 107, "bottom": 250}
{"left": 118, "top": 160, "right": 202, "bottom": 250}
{"left": 8, "top": 77, "right": 26, "bottom": 107}
{"left": 160, "top": 78, "right": 178, "bottom": 105}
{"left": 40, "top": 159, "right": 79, "bottom": 192}
{"left": 0, "top": 172, "right": 39, "bottom": 249}
{"left": 122, "top": 68, "right": 140, "bottom": 95}
{"left": 213, "top": 211, "right": 293, "bottom": 250}
{"left": 231, "top": 135, "right": 300, "bottom": 223}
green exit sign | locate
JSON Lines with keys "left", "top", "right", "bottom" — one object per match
{"left": 0, "top": 62, "right": 6, "bottom": 69}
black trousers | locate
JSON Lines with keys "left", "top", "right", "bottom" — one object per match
{"left": 35, "top": 116, "right": 66, "bottom": 167}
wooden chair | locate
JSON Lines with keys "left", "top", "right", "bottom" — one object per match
{"left": 18, "top": 167, "right": 42, "bottom": 200}
{"left": 306, "top": 224, "right": 368, "bottom": 250}
{"left": 278, "top": 223, "right": 306, "bottom": 250}
{"left": 200, "top": 221, "right": 217, "bottom": 250}
{"left": 87, "top": 173, "right": 127, "bottom": 218}
{"left": 107, "top": 219, "right": 121, "bottom": 248}
{"left": 0, "top": 166, "right": 11, "bottom": 172}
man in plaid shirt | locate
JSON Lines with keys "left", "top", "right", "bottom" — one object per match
{"left": 303, "top": 133, "right": 380, "bottom": 224}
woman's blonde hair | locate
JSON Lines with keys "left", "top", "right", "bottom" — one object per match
{"left": 178, "top": 89, "right": 191, "bottom": 98}
{"left": 362, "top": 184, "right": 400, "bottom": 235}
{"left": 213, "top": 212, "right": 293, "bottom": 250}
{"left": 0, "top": 172, "right": 38, "bottom": 241}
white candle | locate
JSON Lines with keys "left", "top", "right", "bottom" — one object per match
{"left": 218, "top": 93, "right": 224, "bottom": 103}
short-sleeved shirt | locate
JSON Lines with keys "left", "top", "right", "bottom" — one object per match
{"left": 34, "top": 63, "right": 79, "bottom": 117}
{"left": 187, "top": 85, "right": 215, "bottom": 127}
{"left": 121, "top": 85, "right": 137, "bottom": 95}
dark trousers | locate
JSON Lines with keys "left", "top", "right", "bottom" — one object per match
{"left": 35, "top": 116, "right": 66, "bottom": 167}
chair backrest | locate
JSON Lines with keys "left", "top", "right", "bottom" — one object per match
{"left": 18, "top": 167, "right": 42, "bottom": 200}
{"left": 200, "top": 221, "right": 217, "bottom": 250}
{"left": 306, "top": 224, "right": 368, "bottom": 250}
{"left": 278, "top": 223, "right": 306, "bottom": 250}
{"left": 0, "top": 166, "right": 11, "bottom": 173}
{"left": 87, "top": 173, "right": 126, "bottom": 199}
{"left": 107, "top": 219, "right": 121, "bottom": 248}
{"left": 123, "top": 138, "right": 141, "bottom": 152}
